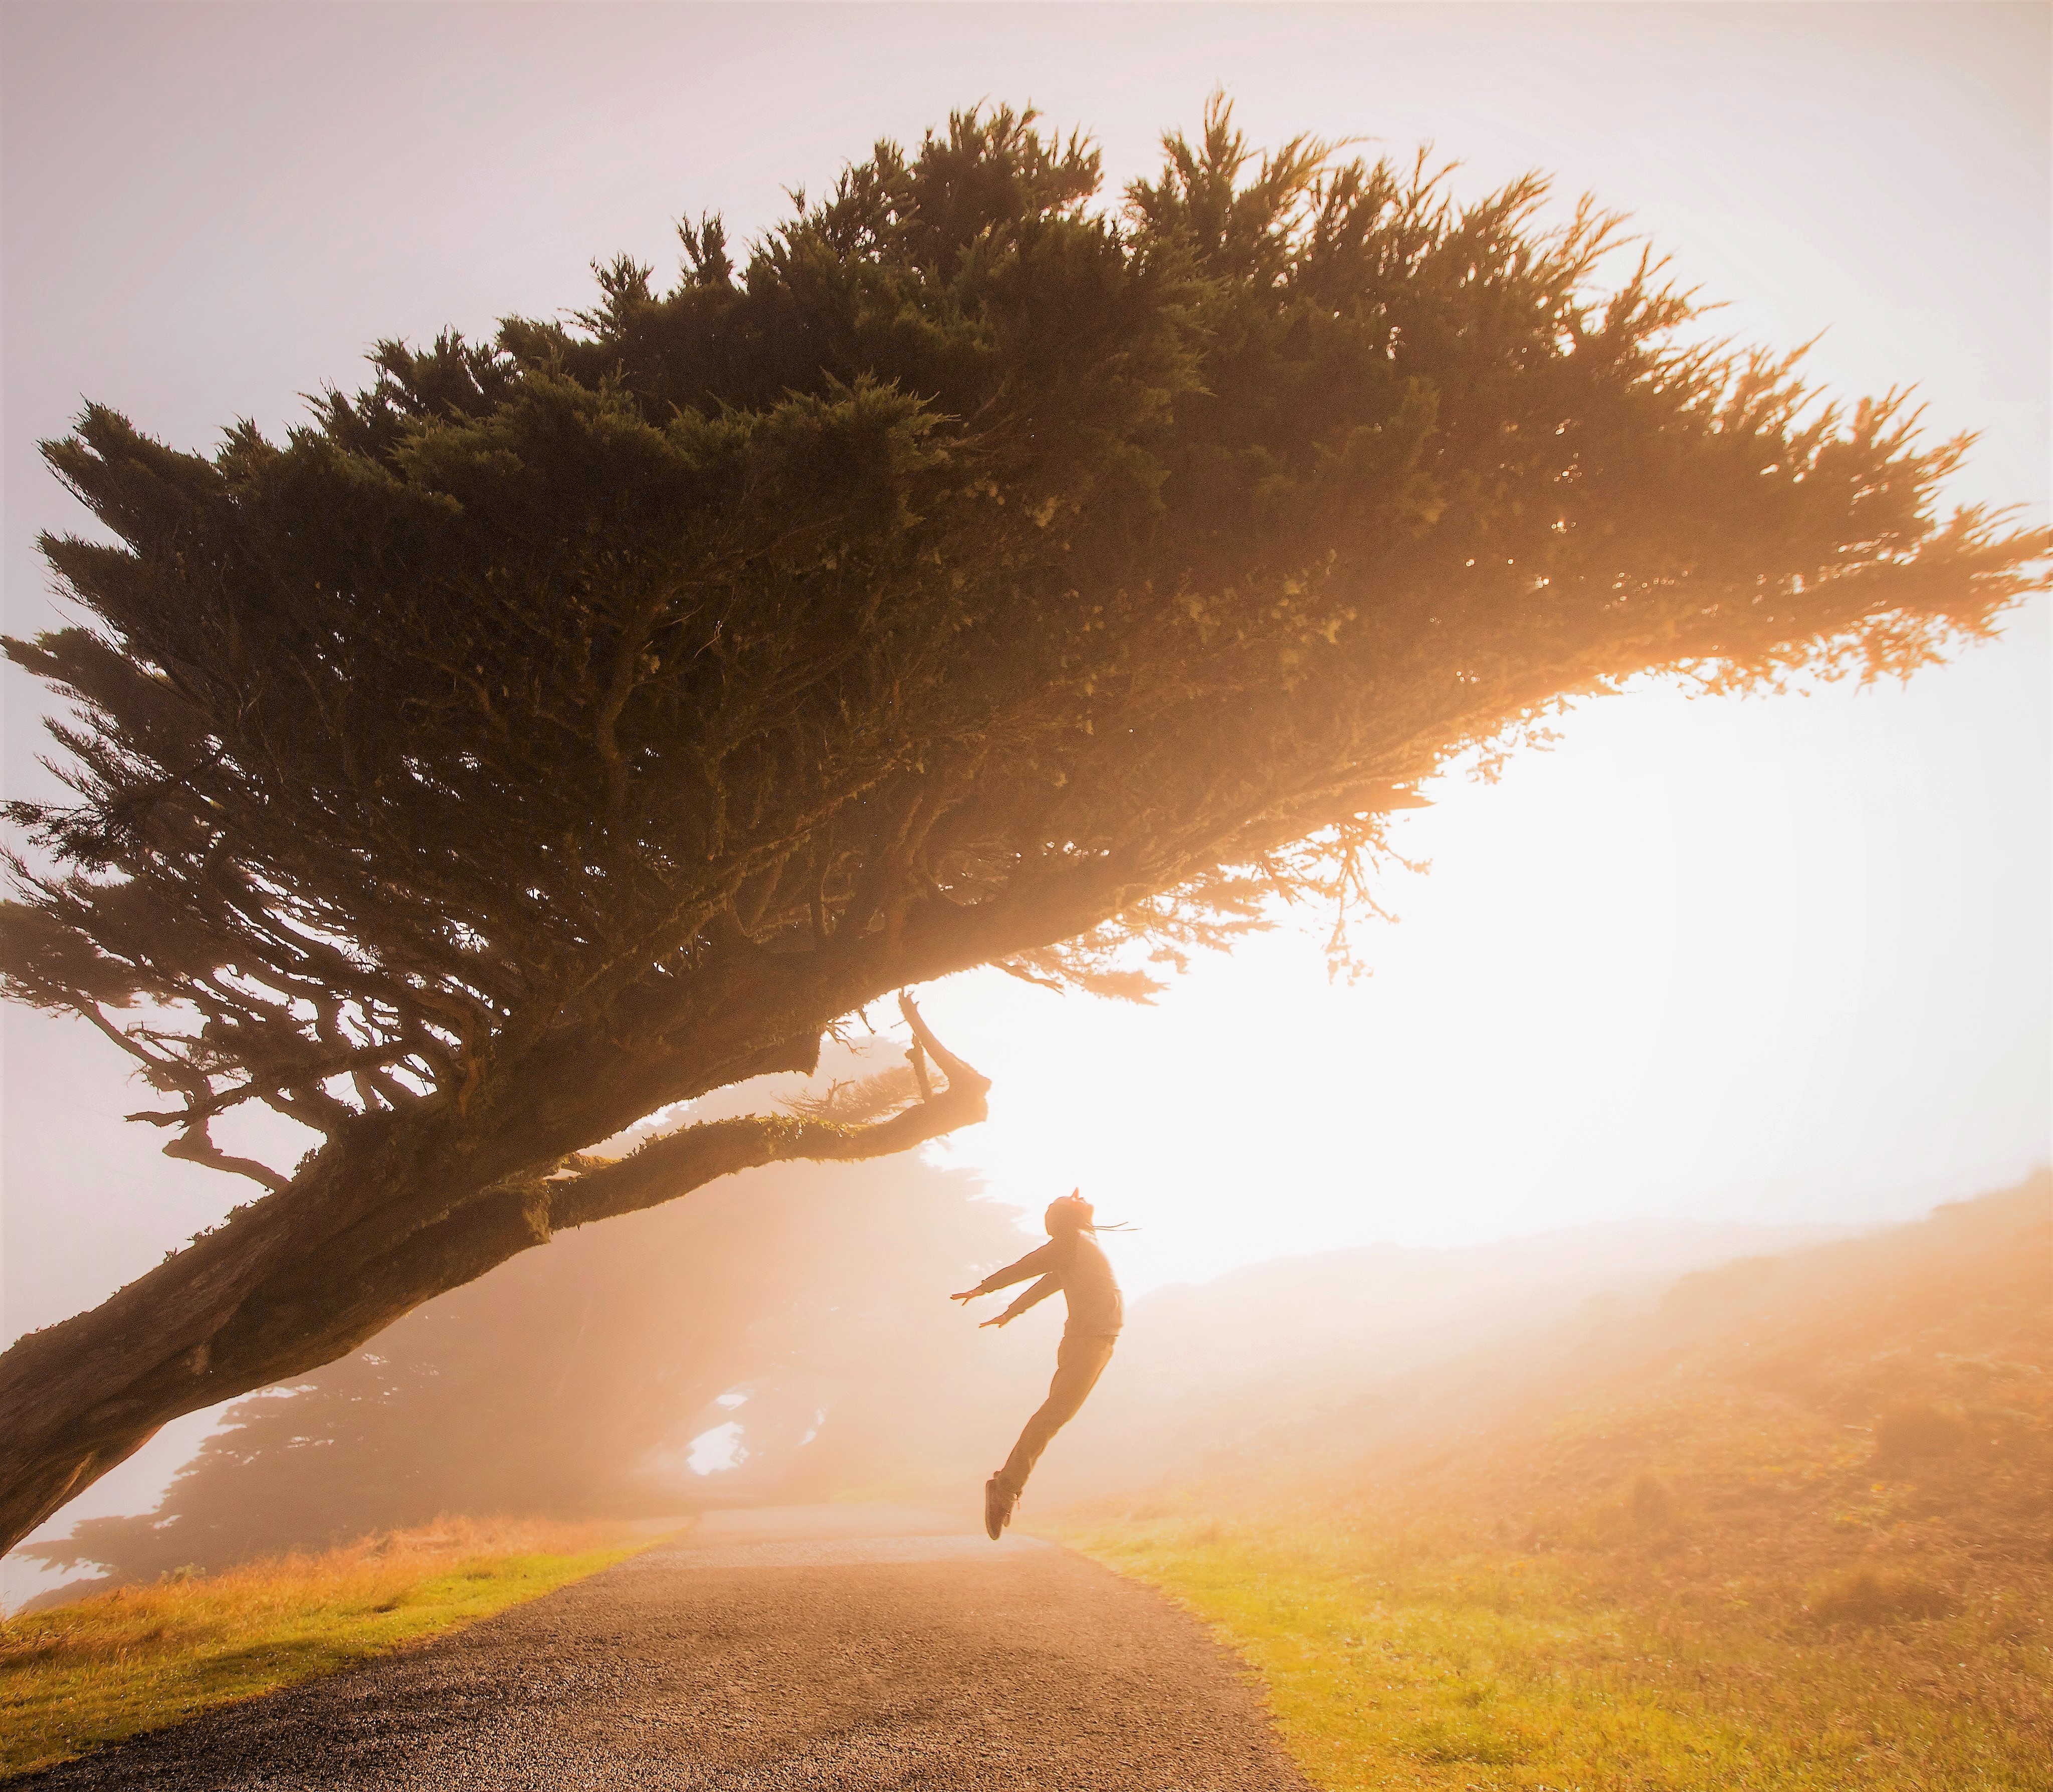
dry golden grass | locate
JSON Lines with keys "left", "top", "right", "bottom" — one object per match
{"left": 0, "top": 1514, "right": 659, "bottom": 1779}
{"left": 1064, "top": 1498, "right": 2050, "bottom": 1792}
{"left": 1058, "top": 1187, "right": 2052, "bottom": 1790}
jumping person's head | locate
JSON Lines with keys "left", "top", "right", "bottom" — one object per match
{"left": 1044, "top": 1190, "right": 1095, "bottom": 1236}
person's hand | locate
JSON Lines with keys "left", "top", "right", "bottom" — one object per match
{"left": 979, "top": 1314, "right": 1008, "bottom": 1329}
{"left": 949, "top": 1289, "right": 980, "bottom": 1304}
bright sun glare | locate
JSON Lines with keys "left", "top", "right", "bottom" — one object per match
{"left": 914, "top": 653, "right": 2048, "bottom": 1293}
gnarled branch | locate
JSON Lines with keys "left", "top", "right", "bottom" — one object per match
{"left": 551, "top": 993, "right": 987, "bottom": 1232}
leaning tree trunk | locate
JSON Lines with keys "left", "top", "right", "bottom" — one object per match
{"left": 0, "top": 775, "right": 1356, "bottom": 1555}
{"left": 0, "top": 995, "right": 987, "bottom": 1557}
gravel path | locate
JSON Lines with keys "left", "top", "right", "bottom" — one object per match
{"left": 23, "top": 1504, "right": 1312, "bottom": 1789}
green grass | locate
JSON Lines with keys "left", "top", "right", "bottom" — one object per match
{"left": 1056, "top": 1186, "right": 2053, "bottom": 1791}
{"left": 1060, "top": 1509, "right": 2050, "bottom": 1792}
{"left": 0, "top": 1515, "right": 660, "bottom": 1778}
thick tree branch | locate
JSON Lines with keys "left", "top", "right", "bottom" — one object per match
{"left": 550, "top": 994, "right": 987, "bottom": 1232}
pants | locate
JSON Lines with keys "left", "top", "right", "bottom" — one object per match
{"left": 996, "top": 1331, "right": 1117, "bottom": 1496}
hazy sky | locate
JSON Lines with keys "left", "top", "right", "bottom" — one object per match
{"left": 3, "top": 2, "right": 2046, "bottom": 1357}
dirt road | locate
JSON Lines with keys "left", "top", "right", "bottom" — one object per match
{"left": 23, "top": 1504, "right": 1311, "bottom": 1789}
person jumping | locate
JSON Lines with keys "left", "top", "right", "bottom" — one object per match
{"left": 952, "top": 1189, "right": 1123, "bottom": 1540}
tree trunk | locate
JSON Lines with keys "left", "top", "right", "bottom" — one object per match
{"left": 0, "top": 994, "right": 988, "bottom": 1557}
{"left": 0, "top": 800, "right": 1281, "bottom": 1555}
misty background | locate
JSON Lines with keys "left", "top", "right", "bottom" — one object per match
{"left": 19, "top": 1075, "right": 2044, "bottom": 1611}
{"left": 4, "top": 3, "right": 2046, "bottom": 1605}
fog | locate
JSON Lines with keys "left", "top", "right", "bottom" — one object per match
{"left": 3, "top": 3, "right": 2046, "bottom": 1604}
{"left": 0, "top": 1009, "right": 1830, "bottom": 1585}
{"left": 20, "top": 1043, "right": 2042, "bottom": 1608}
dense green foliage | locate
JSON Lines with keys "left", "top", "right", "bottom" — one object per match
{"left": 6, "top": 103, "right": 2036, "bottom": 1174}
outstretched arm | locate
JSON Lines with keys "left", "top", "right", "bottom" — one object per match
{"left": 981, "top": 1273, "right": 1060, "bottom": 1328}
{"left": 950, "top": 1240, "right": 1057, "bottom": 1303}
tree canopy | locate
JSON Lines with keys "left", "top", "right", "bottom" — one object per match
{"left": 1, "top": 101, "right": 2042, "bottom": 1554}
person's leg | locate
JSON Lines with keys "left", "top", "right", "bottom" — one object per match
{"left": 996, "top": 1333, "right": 1116, "bottom": 1498}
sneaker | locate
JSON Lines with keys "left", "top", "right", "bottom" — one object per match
{"left": 983, "top": 1474, "right": 1015, "bottom": 1541}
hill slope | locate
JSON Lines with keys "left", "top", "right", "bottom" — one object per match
{"left": 1062, "top": 1175, "right": 2052, "bottom": 1791}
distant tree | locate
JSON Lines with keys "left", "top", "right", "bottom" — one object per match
{"left": 1, "top": 102, "right": 2042, "bottom": 1553}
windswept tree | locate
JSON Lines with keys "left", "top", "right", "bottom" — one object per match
{"left": 1, "top": 103, "right": 2041, "bottom": 1553}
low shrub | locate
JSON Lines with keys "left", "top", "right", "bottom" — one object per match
{"left": 1874, "top": 1401, "right": 1971, "bottom": 1464}
{"left": 1628, "top": 1471, "right": 1676, "bottom": 1528}
{"left": 1805, "top": 1563, "right": 1958, "bottom": 1626}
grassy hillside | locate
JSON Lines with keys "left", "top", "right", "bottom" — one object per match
{"left": 1060, "top": 1178, "right": 2051, "bottom": 1790}
{"left": 0, "top": 1517, "right": 655, "bottom": 1780}
{"left": 1021, "top": 1216, "right": 1850, "bottom": 1506}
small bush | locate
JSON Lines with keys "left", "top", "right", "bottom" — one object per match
{"left": 1874, "top": 1402, "right": 1970, "bottom": 1464}
{"left": 1409, "top": 1715, "right": 1523, "bottom": 1765}
{"left": 1806, "top": 1564, "right": 1958, "bottom": 1627}
{"left": 1629, "top": 1472, "right": 1675, "bottom": 1529}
